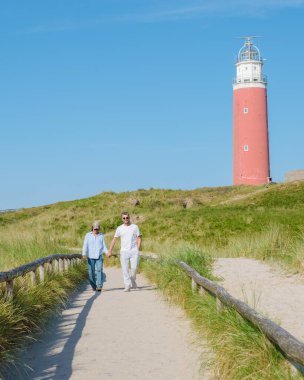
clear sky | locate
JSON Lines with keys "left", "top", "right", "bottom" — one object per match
{"left": 0, "top": 0, "right": 303, "bottom": 209}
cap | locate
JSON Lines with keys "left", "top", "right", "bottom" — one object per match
{"left": 92, "top": 221, "right": 100, "bottom": 229}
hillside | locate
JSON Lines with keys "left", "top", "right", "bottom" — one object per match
{"left": 0, "top": 181, "right": 304, "bottom": 271}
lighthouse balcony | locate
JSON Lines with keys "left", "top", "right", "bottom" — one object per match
{"left": 233, "top": 75, "right": 267, "bottom": 85}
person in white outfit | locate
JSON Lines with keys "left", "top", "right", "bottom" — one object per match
{"left": 108, "top": 212, "right": 142, "bottom": 292}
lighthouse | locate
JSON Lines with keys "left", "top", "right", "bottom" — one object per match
{"left": 233, "top": 37, "right": 271, "bottom": 186}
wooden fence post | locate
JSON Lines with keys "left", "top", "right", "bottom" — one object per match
{"left": 21, "top": 275, "right": 27, "bottom": 290}
{"left": 216, "top": 298, "right": 225, "bottom": 312}
{"left": 54, "top": 259, "right": 59, "bottom": 273}
{"left": 6, "top": 280, "right": 13, "bottom": 299}
{"left": 199, "top": 286, "right": 207, "bottom": 297}
{"left": 59, "top": 259, "right": 64, "bottom": 272}
{"left": 191, "top": 278, "right": 198, "bottom": 293}
{"left": 39, "top": 265, "right": 45, "bottom": 283}
{"left": 48, "top": 261, "right": 53, "bottom": 273}
{"left": 30, "top": 270, "right": 36, "bottom": 286}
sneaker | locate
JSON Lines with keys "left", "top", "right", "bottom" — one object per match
{"left": 123, "top": 286, "right": 131, "bottom": 292}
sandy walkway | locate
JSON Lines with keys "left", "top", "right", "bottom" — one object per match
{"left": 8, "top": 267, "right": 209, "bottom": 380}
{"left": 214, "top": 258, "right": 304, "bottom": 342}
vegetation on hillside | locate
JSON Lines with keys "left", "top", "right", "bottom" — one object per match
{"left": 0, "top": 181, "right": 303, "bottom": 271}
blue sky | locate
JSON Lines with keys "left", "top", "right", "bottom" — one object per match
{"left": 0, "top": 0, "right": 303, "bottom": 209}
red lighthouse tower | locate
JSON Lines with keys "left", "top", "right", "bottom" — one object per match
{"left": 233, "top": 37, "right": 271, "bottom": 185}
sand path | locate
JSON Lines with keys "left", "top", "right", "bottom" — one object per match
{"left": 214, "top": 258, "right": 304, "bottom": 342}
{"left": 9, "top": 267, "right": 209, "bottom": 380}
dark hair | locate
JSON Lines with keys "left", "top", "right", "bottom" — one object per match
{"left": 121, "top": 211, "right": 129, "bottom": 216}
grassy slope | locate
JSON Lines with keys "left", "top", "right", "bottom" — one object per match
{"left": 0, "top": 181, "right": 303, "bottom": 270}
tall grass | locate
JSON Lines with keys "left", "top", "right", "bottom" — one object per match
{"left": 211, "top": 224, "right": 304, "bottom": 272}
{"left": 0, "top": 226, "right": 64, "bottom": 270}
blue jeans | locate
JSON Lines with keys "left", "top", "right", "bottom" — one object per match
{"left": 87, "top": 256, "right": 103, "bottom": 290}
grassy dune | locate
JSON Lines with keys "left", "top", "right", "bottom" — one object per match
{"left": 1, "top": 181, "right": 303, "bottom": 271}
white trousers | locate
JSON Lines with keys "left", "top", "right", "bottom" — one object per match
{"left": 120, "top": 251, "right": 139, "bottom": 287}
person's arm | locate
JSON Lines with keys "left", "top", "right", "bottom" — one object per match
{"left": 102, "top": 235, "right": 109, "bottom": 255}
{"left": 137, "top": 236, "right": 142, "bottom": 251}
{"left": 136, "top": 225, "right": 142, "bottom": 251}
{"left": 107, "top": 237, "right": 117, "bottom": 257}
{"left": 82, "top": 234, "right": 89, "bottom": 260}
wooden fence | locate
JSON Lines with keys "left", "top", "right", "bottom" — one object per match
{"left": 179, "top": 261, "right": 304, "bottom": 368}
{"left": 0, "top": 254, "right": 82, "bottom": 299}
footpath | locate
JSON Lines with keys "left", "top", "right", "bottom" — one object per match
{"left": 8, "top": 267, "right": 209, "bottom": 380}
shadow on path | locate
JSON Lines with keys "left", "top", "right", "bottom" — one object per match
{"left": 103, "top": 285, "right": 156, "bottom": 292}
{"left": 6, "top": 283, "right": 99, "bottom": 380}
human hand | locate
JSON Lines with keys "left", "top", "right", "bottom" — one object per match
{"left": 82, "top": 256, "right": 87, "bottom": 261}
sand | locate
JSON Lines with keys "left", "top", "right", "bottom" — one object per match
{"left": 8, "top": 267, "right": 210, "bottom": 380}
{"left": 214, "top": 258, "right": 304, "bottom": 342}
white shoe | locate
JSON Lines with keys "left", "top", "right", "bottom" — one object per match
{"left": 123, "top": 286, "right": 131, "bottom": 292}
{"left": 131, "top": 279, "right": 138, "bottom": 289}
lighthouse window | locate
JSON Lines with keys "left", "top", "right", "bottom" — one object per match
{"left": 244, "top": 145, "right": 249, "bottom": 152}
{"left": 243, "top": 107, "right": 249, "bottom": 114}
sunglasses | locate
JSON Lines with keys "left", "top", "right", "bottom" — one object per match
{"left": 93, "top": 228, "right": 100, "bottom": 230}
{"left": 122, "top": 216, "right": 129, "bottom": 220}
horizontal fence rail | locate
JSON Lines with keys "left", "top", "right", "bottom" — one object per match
{"left": 0, "top": 253, "right": 82, "bottom": 299}
{"left": 179, "top": 261, "right": 304, "bottom": 368}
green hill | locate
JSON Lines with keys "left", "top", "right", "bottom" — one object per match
{"left": 1, "top": 181, "right": 304, "bottom": 271}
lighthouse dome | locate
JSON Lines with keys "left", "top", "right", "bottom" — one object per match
{"left": 238, "top": 41, "right": 261, "bottom": 62}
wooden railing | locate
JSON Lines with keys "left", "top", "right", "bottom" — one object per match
{"left": 0, "top": 254, "right": 82, "bottom": 299}
{"left": 179, "top": 261, "right": 304, "bottom": 368}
